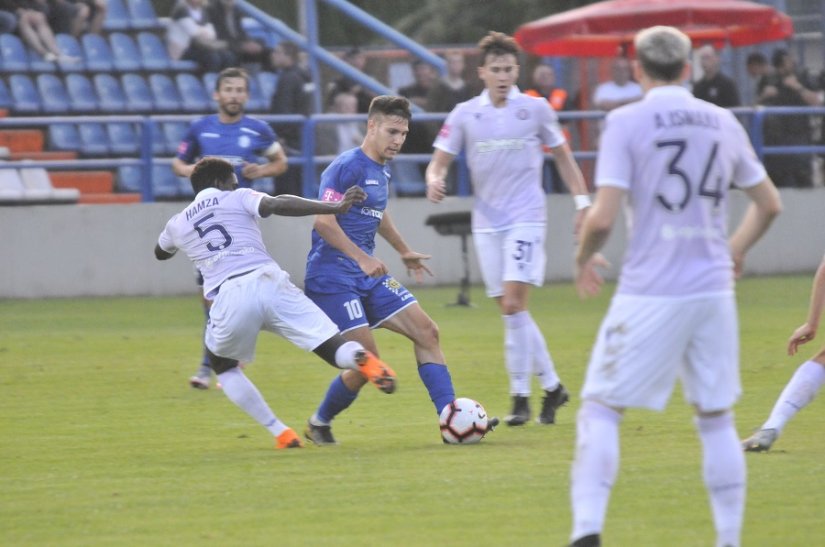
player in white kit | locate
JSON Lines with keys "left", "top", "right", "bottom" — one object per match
{"left": 426, "top": 31, "right": 591, "bottom": 427}
{"left": 155, "top": 158, "right": 397, "bottom": 450}
{"left": 568, "top": 27, "right": 782, "bottom": 547}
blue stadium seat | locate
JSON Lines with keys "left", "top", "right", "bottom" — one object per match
{"left": 0, "top": 79, "right": 12, "bottom": 111}
{"left": 246, "top": 75, "right": 267, "bottom": 112}
{"left": 107, "top": 123, "right": 140, "bottom": 155}
{"left": 94, "top": 73, "right": 128, "bottom": 112}
{"left": 108, "top": 32, "right": 142, "bottom": 72}
{"left": 258, "top": 72, "right": 279, "bottom": 107}
{"left": 104, "top": 0, "right": 131, "bottom": 30}
{"left": 81, "top": 34, "right": 114, "bottom": 72}
{"left": 175, "top": 73, "right": 210, "bottom": 112}
{"left": 55, "top": 34, "right": 85, "bottom": 72}
{"left": 121, "top": 73, "right": 154, "bottom": 112}
{"left": 0, "top": 33, "right": 30, "bottom": 72}
{"left": 241, "top": 17, "right": 282, "bottom": 48}
{"left": 148, "top": 73, "right": 182, "bottom": 112}
{"left": 36, "top": 74, "right": 73, "bottom": 113}
{"left": 65, "top": 74, "right": 99, "bottom": 113}
{"left": 116, "top": 165, "right": 142, "bottom": 193}
{"left": 28, "top": 49, "right": 57, "bottom": 72}
{"left": 127, "top": 0, "right": 161, "bottom": 30}
{"left": 48, "top": 124, "right": 81, "bottom": 152}
{"left": 78, "top": 123, "right": 110, "bottom": 156}
{"left": 151, "top": 164, "right": 185, "bottom": 199}
{"left": 118, "top": 164, "right": 188, "bottom": 198}
{"left": 9, "top": 75, "right": 42, "bottom": 114}
{"left": 136, "top": 32, "right": 170, "bottom": 71}
{"left": 162, "top": 122, "right": 190, "bottom": 155}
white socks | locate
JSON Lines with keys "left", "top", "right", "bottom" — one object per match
{"left": 217, "top": 367, "right": 287, "bottom": 437}
{"left": 695, "top": 412, "right": 746, "bottom": 547}
{"left": 334, "top": 340, "right": 365, "bottom": 370}
{"left": 570, "top": 400, "right": 622, "bottom": 542}
{"left": 504, "top": 311, "right": 560, "bottom": 394}
{"left": 763, "top": 360, "right": 825, "bottom": 433}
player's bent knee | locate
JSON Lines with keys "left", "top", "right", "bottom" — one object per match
{"left": 313, "top": 334, "right": 347, "bottom": 367}
{"left": 207, "top": 349, "right": 240, "bottom": 374}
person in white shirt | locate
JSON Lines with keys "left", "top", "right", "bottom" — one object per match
{"left": 426, "top": 31, "right": 590, "bottom": 427}
{"left": 591, "top": 56, "right": 643, "bottom": 112}
{"left": 154, "top": 158, "right": 397, "bottom": 450}
{"left": 569, "top": 26, "right": 782, "bottom": 547}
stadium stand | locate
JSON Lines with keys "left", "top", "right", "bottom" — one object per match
{"left": 65, "top": 74, "right": 100, "bottom": 113}
{"left": 82, "top": 34, "right": 115, "bottom": 72}
{"left": 109, "top": 32, "right": 143, "bottom": 72}
{"left": 9, "top": 75, "right": 42, "bottom": 115}
{"left": 149, "top": 73, "right": 183, "bottom": 112}
{"left": 127, "top": 0, "right": 163, "bottom": 31}
{"left": 103, "top": 0, "right": 132, "bottom": 31}
{"left": 48, "top": 124, "right": 82, "bottom": 153}
{"left": 0, "top": 79, "right": 13, "bottom": 112}
{"left": 37, "top": 74, "right": 73, "bottom": 114}
{"left": 54, "top": 34, "right": 85, "bottom": 72}
{"left": 107, "top": 123, "right": 140, "bottom": 155}
{"left": 0, "top": 33, "right": 30, "bottom": 72}
{"left": 94, "top": 73, "right": 129, "bottom": 112}
{"left": 176, "top": 73, "right": 211, "bottom": 113}
{"left": 137, "top": 31, "right": 198, "bottom": 72}
{"left": 78, "top": 123, "right": 111, "bottom": 157}
{"left": 28, "top": 49, "right": 57, "bottom": 73}
{"left": 122, "top": 73, "right": 155, "bottom": 112}
{"left": 19, "top": 168, "right": 81, "bottom": 204}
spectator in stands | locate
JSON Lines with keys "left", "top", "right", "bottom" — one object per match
{"left": 592, "top": 56, "right": 643, "bottom": 112}
{"left": 399, "top": 59, "right": 437, "bottom": 109}
{"left": 0, "top": 0, "right": 75, "bottom": 62}
{"left": 427, "top": 50, "right": 474, "bottom": 113}
{"left": 166, "top": 0, "right": 235, "bottom": 72}
{"left": 47, "top": 0, "right": 106, "bottom": 37}
{"left": 316, "top": 91, "right": 363, "bottom": 157}
{"left": 172, "top": 67, "right": 289, "bottom": 390}
{"left": 208, "top": 0, "right": 268, "bottom": 69}
{"left": 0, "top": 9, "right": 16, "bottom": 33}
{"left": 269, "top": 40, "right": 312, "bottom": 196}
{"left": 745, "top": 51, "right": 771, "bottom": 105}
{"left": 758, "top": 48, "right": 824, "bottom": 188}
{"left": 327, "top": 47, "right": 376, "bottom": 114}
{"left": 396, "top": 59, "right": 437, "bottom": 190}
{"left": 692, "top": 45, "right": 740, "bottom": 107}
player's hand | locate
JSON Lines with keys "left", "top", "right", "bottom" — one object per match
{"left": 240, "top": 162, "right": 263, "bottom": 180}
{"left": 731, "top": 252, "right": 745, "bottom": 279}
{"left": 400, "top": 251, "right": 433, "bottom": 283}
{"left": 336, "top": 186, "right": 367, "bottom": 212}
{"left": 787, "top": 323, "right": 816, "bottom": 356}
{"left": 426, "top": 178, "right": 446, "bottom": 203}
{"left": 575, "top": 253, "right": 610, "bottom": 299}
{"left": 358, "top": 255, "right": 388, "bottom": 278}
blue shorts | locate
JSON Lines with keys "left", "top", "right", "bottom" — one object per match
{"left": 305, "top": 274, "right": 417, "bottom": 333}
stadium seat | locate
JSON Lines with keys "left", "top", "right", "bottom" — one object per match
{"left": 152, "top": 164, "right": 185, "bottom": 199}
{"left": 78, "top": 123, "right": 110, "bottom": 156}
{"left": 176, "top": 73, "right": 211, "bottom": 112}
{"left": 258, "top": 72, "right": 279, "bottom": 106}
{"left": 0, "top": 169, "right": 26, "bottom": 202}
{"left": 127, "top": 0, "right": 161, "bottom": 29}
{"left": 65, "top": 74, "right": 99, "bottom": 113}
{"left": 94, "top": 73, "right": 128, "bottom": 112}
{"left": 9, "top": 75, "right": 42, "bottom": 114}
{"left": 116, "top": 164, "right": 143, "bottom": 193}
{"left": 246, "top": 75, "right": 267, "bottom": 112}
{"left": 19, "top": 168, "right": 80, "bottom": 203}
{"left": 108, "top": 32, "right": 142, "bottom": 72}
{"left": 121, "top": 73, "right": 154, "bottom": 112}
{"left": 0, "top": 33, "right": 30, "bottom": 72}
{"left": 0, "top": 79, "right": 13, "bottom": 112}
{"left": 27, "top": 49, "right": 57, "bottom": 73}
{"left": 148, "top": 73, "right": 182, "bottom": 112}
{"left": 162, "top": 122, "right": 190, "bottom": 155}
{"left": 103, "top": 0, "right": 131, "bottom": 30}
{"left": 136, "top": 32, "right": 170, "bottom": 71}
{"left": 241, "top": 17, "right": 282, "bottom": 49}
{"left": 81, "top": 34, "right": 114, "bottom": 72}
{"left": 107, "top": 123, "right": 140, "bottom": 155}
{"left": 55, "top": 34, "right": 85, "bottom": 72}
{"left": 36, "top": 74, "right": 73, "bottom": 113}
{"left": 48, "top": 123, "right": 81, "bottom": 152}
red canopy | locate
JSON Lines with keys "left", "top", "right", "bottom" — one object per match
{"left": 514, "top": 0, "right": 794, "bottom": 57}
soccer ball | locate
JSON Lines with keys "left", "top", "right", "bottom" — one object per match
{"left": 439, "top": 397, "right": 489, "bottom": 444}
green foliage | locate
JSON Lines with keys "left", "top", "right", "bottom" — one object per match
{"left": 1, "top": 277, "right": 823, "bottom": 545}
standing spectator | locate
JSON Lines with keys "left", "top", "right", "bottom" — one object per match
{"left": 568, "top": 25, "right": 781, "bottom": 547}
{"left": 592, "top": 57, "right": 643, "bottom": 112}
{"left": 426, "top": 32, "right": 590, "bottom": 427}
{"left": 166, "top": 0, "right": 234, "bottom": 72}
{"left": 0, "top": 0, "right": 74, "bottom": 62}
{"left": 745, "top": 51, "right": 771, "bottom": 105}
{"left": 315, "top": 91, "right": 363, "bottom": 157}
{"left": 398, "top": 59, "right": 437, "bottom": 109}
{"left": 758, "top": 48, "right": 823, "bottom": 188}
{"left": 692, "top": 45, "right": 740, "bottom": 107}
{"left": 155, "top": 157, "right": 395, "bottom": 450}
{"left": 427, "top": 49, "right": 474, "bottom": 113}
{"left": 171, "top": 67, "right": 288, "bottom": 390}
{"left": 208, "top": 0, "right": 268, "bottom": 69}
{"left": 396, "top": 59, "right": 437, "bottom": 190}
{"left": 269, "top": 41, "right": 312, "bottom": 196}
{"left": 741, "top": 251, "right": 825, "bottom": 452}
{"left": 327, "top": 47, "right": 376, "bottom": 114}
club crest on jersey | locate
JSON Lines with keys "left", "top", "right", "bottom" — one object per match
{"left": 516, "top": 108, "right": 529, "bottom": 120}
{"left": 238, "top": 135, "right": 251, "bottom": 148}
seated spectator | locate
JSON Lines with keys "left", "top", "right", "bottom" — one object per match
{"left": 692, "top": 45, "right": 740, "bottom": 107}
{"left": 166, "top": 0, "right": 235, "bottom": 72}
{"left": 48, "top": 0, "right": 106, "bottom": 37}
{"left": 208, "top": 0, "right": 268, "bottom": 68}
{"left": 427, "top": 49, "right": 474, "bottom": 113}
{"left": 592, "top": 57, "right": 642, "bottom": 111}
{"left": 326, "top": 47, "right": 376, "bottom": 113}
{"left": 0, "top": 0, "right": 76, "bottom": 62}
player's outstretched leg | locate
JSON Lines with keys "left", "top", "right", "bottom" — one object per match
{"left": 355, "top": 350, "right": 397, "bottom": 394}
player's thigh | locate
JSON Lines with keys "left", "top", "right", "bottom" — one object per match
{"left": 363, "top": 275, "right": 418, "bottom": 328}
{"left": 583, "top": 295, "right": 696, "bottom": 411}
{"left": 681, "top": 296, "right": 740, "bottom": 412}
{"left": 473, "top": 231, "right": 505, "bottom": 298}
{"left": 380, "top": 301, "right": 435, "bottom": 343}
{"left": 502, "top": 226, "right": 546, "bottom": 286}
{"left": 205, "top": 281, "right": 263, "bottom": 363}
{"left": 305, "top": 286, "right": 370, "bottom": 335}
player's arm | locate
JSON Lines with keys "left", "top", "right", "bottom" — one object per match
{"left": 425, "top": 148, "right": 455, "bottom": 203}
{"left": 728, "top": 177, "right": 782, "bottom": 278}
{"left": 154, "top": 244, "right": 176, "bottom": 261}
{"left": 258, "top": 185, "right": 366, "bottom": 218}
{"left": 314, "top": 213, "right": 388, "bottom": 278}
{"left": 788, "top": 253, "right": 825, "bottom": 355}
{"left": 574, "top": 186, "right": 622, "bottom": 298}
{"left": 172, "top": 157, "right": 195, "bottom": 178}
{"left": 378, "top": 210, "right": 432, "bottom": 282}
{"left": 242, "top": 141, "right": 288, "bottom": 180}
{"left": 549, "top": 141, "right": 591, "bottom": 232}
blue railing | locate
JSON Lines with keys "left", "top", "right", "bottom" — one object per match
{"left": 2, "top": 105, "right": 824, "bottom": 202}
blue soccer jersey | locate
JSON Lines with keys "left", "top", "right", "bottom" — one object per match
{"left": 305, "top": 147, "right": 390, "bottom": 282}
{"left": 176, "top": 114, "right": 279, "bottom": 188}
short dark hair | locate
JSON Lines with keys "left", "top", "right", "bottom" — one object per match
{"left": 367, "top": 95, "right": 412, "bottom": 122}
{"left": 746, "top": 52, "right": 767, "bottom": 66}
{"left": 191, "top": 158, "right": 235, "bottom": 193}
{"left": 215, "top": 67, "right": 249, "bottom": 92}
{"left": 771, "top": 48, "right": 789, "bottom": 68}
{"left": 477, "top": 31, "right": 519, "bottom": 66}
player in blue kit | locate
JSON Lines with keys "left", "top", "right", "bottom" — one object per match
{"left": 302, "top": 95, "right": 498, "bottom": 445}
{"left": 172, "top": 66, "right": 288, "bottom": 390}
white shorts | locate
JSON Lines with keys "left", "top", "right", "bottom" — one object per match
{"left": 582, "top": 292, "right": 740, "bottom": 412}
{"left": 205, "top": 265, "right": 339, "bottom": 364}
{"left": 473, "top": 225, "right": 547, "bottom": 298}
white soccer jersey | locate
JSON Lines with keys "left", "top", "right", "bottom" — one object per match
{"left": 433, "top": 87, "right": 566, "bottom": 232}
{"left": 597, "top": 85, "right": 767, "bottom": 296}
{"left": 157, "top": 187, "right": 275, "bottom": 298}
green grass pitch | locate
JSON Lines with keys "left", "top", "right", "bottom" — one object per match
{"left": 1, "top": 276, "right": 823, "bottom": 546}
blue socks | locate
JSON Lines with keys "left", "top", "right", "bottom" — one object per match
{"left": 316, "top": 375, "right": 359, "bottom": 424}
{"left": 418, "top": 363, "right": 455, "bottom": 415}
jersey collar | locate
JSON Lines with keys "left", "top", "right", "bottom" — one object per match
{"left": 194, "top": 187, "right": 222, "bottom": 200}
{"left": 479, "top": 86, "right": 520, "bottom": 106}
{"left": 644, "top": 85, "right": 692, "bottom": 101}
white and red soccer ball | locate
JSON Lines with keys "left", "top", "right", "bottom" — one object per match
{"left": 439, "top": 397, "right": 489, "bottom": 444}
